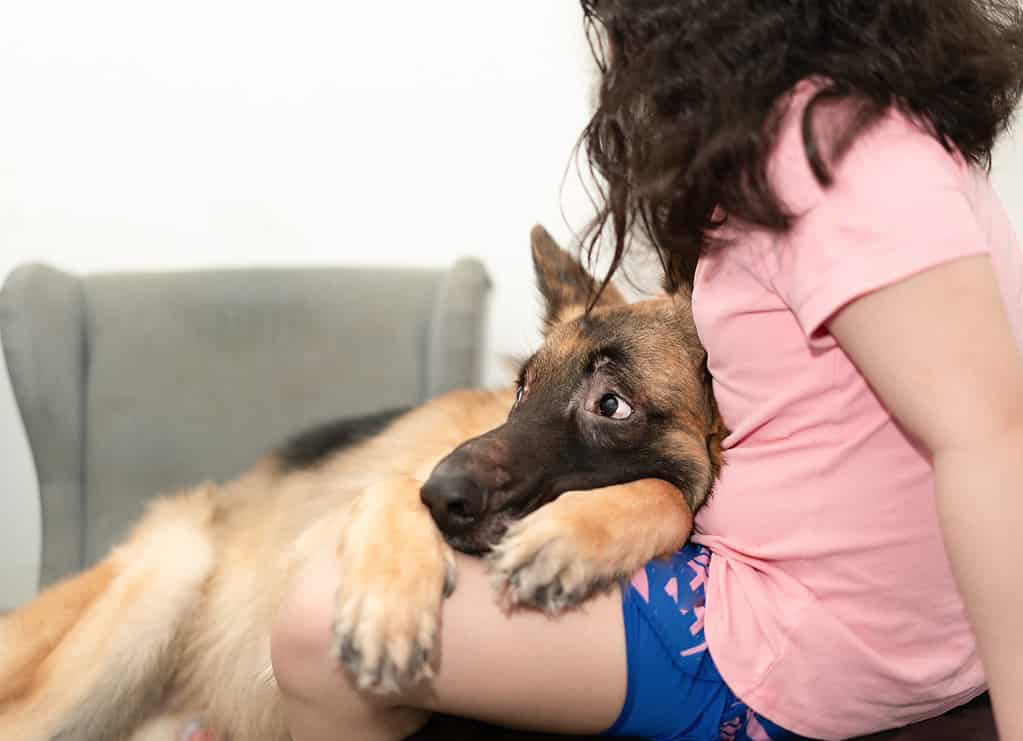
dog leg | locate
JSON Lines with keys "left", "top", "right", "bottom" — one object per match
{"left": 487, "top": 479, "right": 693, "bottom": 614}
{"left": 0, "top": 557, "right": 118, "bottom": 708}
{"left": 0, "top": 486, "right": 218, "bottom": 741}
{"left": 330, "top": 475, "right": 456, "bottom": 695}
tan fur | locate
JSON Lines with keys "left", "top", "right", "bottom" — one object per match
{"left": 128, "top": 714, "right": 194, "bottom": 741}
{"left": 0, "top": 559, "right": 115, "bottom": 706}
{"left": 0, "top": 230, "right": 721, "bottom": 741}
{"left": 1, "top": 486, "right": 218, "bottom": 740}
{"left": 330, "top": 476, "right": 456, "bottom": 692}
{"left": 0, "top": 389, "right": 517, "bottom": 741}
{"left": 549, "top": 302, "right": 587, "bottom": 327}
{"left": 488, "top": 480, "right": 694, "bottom": 612}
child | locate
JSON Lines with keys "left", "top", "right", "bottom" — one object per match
{"left": 270, "top": 2, "right": 1023, "bottom": 739}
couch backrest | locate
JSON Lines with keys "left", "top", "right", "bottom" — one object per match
{"left": 0, "top": 260, "right": 489, "bottom": 585}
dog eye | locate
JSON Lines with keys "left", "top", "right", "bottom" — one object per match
{"left": 514, "top": 385, "right": 525, "bottom": 404}
{"left": 597, "top": 393, "right": 632, "bottom": 420}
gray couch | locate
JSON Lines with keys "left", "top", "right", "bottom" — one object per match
{"left": 0, "top": 259, "right": 490, "bottom": 590}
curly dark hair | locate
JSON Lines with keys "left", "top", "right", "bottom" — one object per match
{"left": 579, "top": 0, "right": 1023, "bottom": 291}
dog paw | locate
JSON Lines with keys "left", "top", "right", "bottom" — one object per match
{"left": 487, "top": 497, "right": 618, "bottom": 615}
{"left": 330, "top": 478, "right": 457, "bottom": 694}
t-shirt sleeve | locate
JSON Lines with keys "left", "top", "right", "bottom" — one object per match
{"left": 768, "top": 104, "right": 990, "bottom": 339}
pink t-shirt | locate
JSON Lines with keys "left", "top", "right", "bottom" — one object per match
{"left": 691, "top": 82, "right": 1023, "bottom": 739}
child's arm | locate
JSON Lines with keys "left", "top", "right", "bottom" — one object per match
{"left": 828, "top": 254, "right": 1023, "bottom": 741}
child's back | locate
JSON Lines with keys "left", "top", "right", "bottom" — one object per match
{"left": 692, "top": 80, "right": 1022, "bottom": 738}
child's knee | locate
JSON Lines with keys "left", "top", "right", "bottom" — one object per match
{"left": 270, "top": 554, "right": 432, "bottom": 741}
{"left": 271, "top": 576, "right": 429, "bottom": 740}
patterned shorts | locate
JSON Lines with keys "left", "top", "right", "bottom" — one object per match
{"left": 603, "top": 543, "right": 806, "bottom": 741}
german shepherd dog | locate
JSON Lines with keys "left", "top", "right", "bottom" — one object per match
{"left": 0, "top": 226, "right": 724, "bottom": 741}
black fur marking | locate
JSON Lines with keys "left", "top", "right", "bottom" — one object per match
{"left": 275, "top": 407, "right": 410, "bottom": 472}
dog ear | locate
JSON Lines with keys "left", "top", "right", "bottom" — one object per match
{"left": 530, "top": 224, "right": 624, "bottom": 332}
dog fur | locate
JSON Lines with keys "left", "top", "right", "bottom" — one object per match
{"left": 0, "top": 226, "right": 723, "bottom": 741}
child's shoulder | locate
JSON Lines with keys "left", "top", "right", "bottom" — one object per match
{"left": 768, "top": 78, "right": 971, "bottom": 214}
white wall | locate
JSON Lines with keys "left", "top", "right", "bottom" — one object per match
{"left": 2, "top": 2, "right": 1022, "bottom": 608}
{"left": 0, "top": 1, "right": 602, "bottom": 607}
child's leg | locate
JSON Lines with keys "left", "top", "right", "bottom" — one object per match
{"left": 271, "top": 549, "right": 628, "bottom": 741}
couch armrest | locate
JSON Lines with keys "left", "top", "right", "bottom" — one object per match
{"left": 0, "top": 263, "right": 86, "bottom": 588}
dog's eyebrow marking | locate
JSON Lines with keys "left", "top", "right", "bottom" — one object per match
{"left": 585, "top": 346, "right": 627, "bottom": 375}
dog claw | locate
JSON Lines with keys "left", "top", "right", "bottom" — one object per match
{"left": 330, "top": 596, "right": 443, "bottom": 693}
{"left": 338, "top": 635, "right": 360, "bottom": 668}
{"left": 443, "top": 551, "right": 457, "bottom": 598}
{"left": 331, "top": 614, "right": 437, "bottom": 694}
{"left": 331, "top": 491, "right": 455, "bottom": 694}
{"left": 488, "top": 515, "right": 617, "bottom": 615}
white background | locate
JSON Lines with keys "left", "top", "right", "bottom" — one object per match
{"left": 1, "top": 2, "right": 1021, "bottom": 607}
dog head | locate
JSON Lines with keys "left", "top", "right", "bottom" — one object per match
{"left": 421, "top": 226, "right": 724, "bottom": 553}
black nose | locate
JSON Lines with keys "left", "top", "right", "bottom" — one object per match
{"left": 420, "top": 464, "right": 487, "bottom": 535}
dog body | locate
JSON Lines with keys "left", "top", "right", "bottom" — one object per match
{"left": 0, "top": 228, "right": 722, "bottom": 741}
{"left": 0, "top": 387, "right": 515, "bottom": 740}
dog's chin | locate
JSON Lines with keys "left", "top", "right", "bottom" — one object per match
{"left": 444, "top": 515, "right": 512, "bottom": 556}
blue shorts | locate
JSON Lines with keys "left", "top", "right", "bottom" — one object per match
{"left": 604, "top": 543, "right": 806, "bottom": 741}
